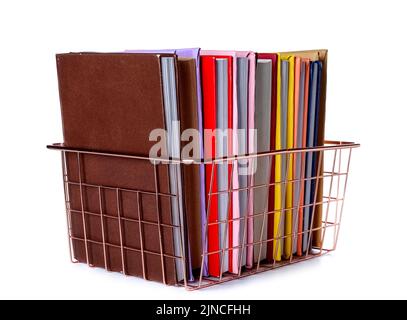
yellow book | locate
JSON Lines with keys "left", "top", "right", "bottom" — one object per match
{"left": 273, "top": 53, "right": 283, "bottom": 261}
{"left": 281, "top": 55, "right": 295, "bottom": 258}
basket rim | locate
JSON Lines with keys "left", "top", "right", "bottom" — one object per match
{"left": 47, "top": 140, "right": 360, "bottom": 164}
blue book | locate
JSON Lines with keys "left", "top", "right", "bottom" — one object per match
{"left": 302, "top": 61, "right": 322, "bottom": 253}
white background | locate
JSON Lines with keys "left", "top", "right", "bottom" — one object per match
{"left": 0, "top": 0, "right": 406, "bottom": 300}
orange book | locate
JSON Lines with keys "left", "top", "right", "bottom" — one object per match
{"left": 296, "top": 59, "right": 310, "bottom": 255}
{"left": 292, "top": 57, "right": 301, "bottom": 255}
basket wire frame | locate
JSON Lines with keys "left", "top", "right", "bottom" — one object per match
{"left": 49, "top": 140, "right": 359, "bottom": 290}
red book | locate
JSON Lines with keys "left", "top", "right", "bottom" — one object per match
{"left": 223, "top": 56, "right": 233, "bottom": 273}
{"left": 201, "top": 56, "right": 219, "bottom": 277}
{"left": 258, "top": 53, "right": 278, "bottom": 262}
{"left": 214, "top": 55, "right": 233, "bottom": 275}
{"left": 201, "top": 55, "right": 233, "bottom": 277}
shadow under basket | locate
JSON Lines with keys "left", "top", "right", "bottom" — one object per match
{"left": 47, "top": 140, "right": 359, "bottom": 290}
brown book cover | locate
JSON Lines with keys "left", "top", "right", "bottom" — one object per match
{"left": 56, "top": 53, "right": 181, "bottom": 284}
{"left": 177, "top": 58, "right": 202, "bottom": 270}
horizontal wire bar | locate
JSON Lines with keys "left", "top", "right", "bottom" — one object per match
{"left": 66, "top": 181, "right": 176, "bottom": 198}
{"left": 70, "top": 236, "right": 183, "bottom": 260}
{"left": 47, "top": 140, "right": 360, "bottom": 164}
{"left": 66, "top": 194, "right": 343, "bottom": 227}
{"left": 185, "top": 250, "right": 331, "bottom": 290}
{"left": 201, "top": 222, "right": 338, "bottom": 256}
{"left": 69, "top": 209, "right": 181, "bottom": 229}
{"left": 211, "top": 172, "right": 346, "bottom": 195}
{"left": 204, "top": 198, "right": 342, "bottom": 226}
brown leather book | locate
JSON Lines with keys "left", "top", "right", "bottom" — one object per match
{"left": 177, "top": 58, "right": 202, "bottom": 270}
{"left": 56, "top": 53, "right": 186, "bottom": 284}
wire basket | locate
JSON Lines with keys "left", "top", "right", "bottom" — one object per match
{"left": 47, "top": 140, "right": 359, "bottom": 290}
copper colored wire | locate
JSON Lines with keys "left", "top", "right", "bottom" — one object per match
{"left": 48, "top": 140, "right": 359, "bottom": 290}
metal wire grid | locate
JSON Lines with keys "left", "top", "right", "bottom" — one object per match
{"left": 48, "top": 140, "right": 359, "bottom": 290}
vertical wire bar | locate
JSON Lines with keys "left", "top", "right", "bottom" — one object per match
{"left": 297, "top": 148, "right": 308, "bottom": 258}
{"left": 333, "top": 149, "right": 343, "bottom": 248}
{"left": 98, "top": 186, "right": 108, "bottom": 270}
{"left": 290, "top": 148, "right": 306, "bottom": 263}
{"left": 256, "top": 154, "right": 274, "bottom": 271}
{"left": 219, "top": 160, "right": 235, "bottom": 281}
{"left": 61, "top": 151, "right": 75, "bottom": 263}
{"left": 284, "top": 151, "right": 294, "bottom": 261}
{"left": 153, "top": 161, "right": 167, "bottom": 285}
{"left": 174, "top": 163, "right": 188, "bottom": 288}
{"left": 318, "top": 149, "right": 337, "bottom": 254}
{"left": 136, "top": 192, "right": 147, "bottom": 280}
{"left": 283, "top": 152, "right": 293, "bottom": 260}
{"left": 237, "top": 156, "right": 253, "bottom": 277}
{"left": 289, "top": 150, "right": 298, "bottom": 263}
{"left": 76, "top": 152, "right": 90, "bottom": 265}
{"left": 333, "top": 148, "right": 353, "bottom": 250}
{"left": 272, "top": 152, "right": 290, "bottom": 267}
{"left": 198, "top": 161, "right": 215, "bottom": 287}
{"left": 305, "top": 150, "right": 323, "bottom": 257}
{"left": 246, "top": 155, "right": 255, "bottom": 270}
{"left": 272, "top": 155, "right": 281, "bottom": 265}
{"left": 116, "top": 189, "right": 126, "bottom": 275}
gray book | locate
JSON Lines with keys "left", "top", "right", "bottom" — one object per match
{"left": 302, "top": 62, "right": 319, "bottom": 253}
{"left": 237, "top": 57, "right": 249, "bottom": 267}
{"left": 253, "top": 59, "right": 272, "bottom": 263}
{"left": 161, "top": 57, "right": 187, "bottom": 282}
{"left": 216, "top": 58, "right": 229, "bottom": 273}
